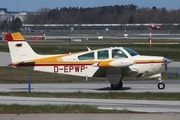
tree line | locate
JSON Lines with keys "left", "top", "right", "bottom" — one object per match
{"left": 1, "top": 18, "right": 22, "bottom": 32}
{"left": 25, "top": 4, "right": 180, "bottom": 24}
{"left": 1, "top": 4, "right": 180, "bottom": 32}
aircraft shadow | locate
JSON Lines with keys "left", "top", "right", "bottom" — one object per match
{"left": 96, "top": 87, "right": 131, "bottom": 91}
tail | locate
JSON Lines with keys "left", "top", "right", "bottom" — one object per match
{"left": 5, "top": 32, "right": 39, "bottom": 63}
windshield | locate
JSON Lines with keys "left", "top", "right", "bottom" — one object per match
{"left": 123, "top": 47, "right": 139, "bottom": 56}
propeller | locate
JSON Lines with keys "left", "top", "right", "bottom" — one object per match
{"left": 164, "top": 45, "right": 167, "bottom": 76}
{"left": 163, "top": 45, "right": 173, "bottom": 79}
{"left": 164, "top": 46, "right": 168, "bottom": 79}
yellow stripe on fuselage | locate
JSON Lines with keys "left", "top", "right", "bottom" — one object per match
{"left": 34, "top": 55, "right": 98, "bottom": 65}
{"left": 35, "top": 56, "right": 63, "bottom": 64}
{"left": 135, "top": 60, "right": 163, "bottom": 63}
{"left": 98, "top": 60, "right": 114, "bottom": 67}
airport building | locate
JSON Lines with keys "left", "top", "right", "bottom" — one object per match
{"left": 0, "top": 8, "right": 36, "bottom": 22}
{"left": 0, "top": 8, "right": 8, "bottom": 21}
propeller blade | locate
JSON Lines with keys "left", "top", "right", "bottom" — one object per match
{"left": 163, "top": 45, "right": 173, "bottom": 79}
{"left": 165, "top": 64, "right": 167, "bottom": 79}
{"left": 164, "top": 45, "right": 168, "bottom": 79}
{"left": 164, "top": 52, "right": 167, "bottom": 58}
{"left": 165, "top": 64, "right": 167, "bottom": 71}
{"left": 164, "top": 45, "right": 167, "bottom": 58}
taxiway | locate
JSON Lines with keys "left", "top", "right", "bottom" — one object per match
{"left": 0, "top": 80, "right": 180, "bottom": 93}
{"left": 1, "top": 95, "right": 180, "bottom": 113}
{"left": 0, "top": 81, "right": 180, "bottom": 113}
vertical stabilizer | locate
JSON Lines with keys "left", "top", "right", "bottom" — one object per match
{"left": 5, "top": 32, "right": 39, "bottom": 63}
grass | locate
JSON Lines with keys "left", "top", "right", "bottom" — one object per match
{"left": 0, "top": 104, "right": 136, "bottom": 114}
{"left": 0, "top": 92, "right": 180, "bottom": 101}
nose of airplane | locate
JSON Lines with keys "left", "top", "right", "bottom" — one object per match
{"left": 164, "top": 57, "right": 173, "bottom": 64}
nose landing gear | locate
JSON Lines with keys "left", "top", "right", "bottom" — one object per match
{"left": 158, "top": 78, "right": 165, "bottom": 89}
{"left": 158, "top": 82, "right": 165, "bottom": 89}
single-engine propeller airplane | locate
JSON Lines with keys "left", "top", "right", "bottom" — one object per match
{"left": 6, "top": 32, "right": 173, "bottom": 90}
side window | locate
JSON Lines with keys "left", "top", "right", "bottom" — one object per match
{"left": 98, "top": 50, "right": 109, "bottom": 59}
{"left": 78, "top": 52, "right": 94, "bottom": 60}
{"left": 112, "top": 49, "right": 127, "bottom": 59}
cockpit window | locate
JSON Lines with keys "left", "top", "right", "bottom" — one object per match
{"left": 123, "top": 47, "right": 139, "bottom": 56}
{"left": 98, "top": 50, "right": 109, "bottom": 59}
{"left": 112, "top": 49, "right": 128, "bottom": 59}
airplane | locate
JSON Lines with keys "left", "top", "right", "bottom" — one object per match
{"left": 5, "top": 32, "right": 173, "bottom": 90}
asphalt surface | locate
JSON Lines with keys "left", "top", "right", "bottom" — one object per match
{"left": 1, "top": 114, "right": 180, "bottom": 120}
{"left": 0, "top": 80, "right": 180, "bottom": 93}
{"left": 0, "top": 52, "right": 11, "bottom": 67}
{"left": 0, "top": 95, "right": 180, "bottom": 113}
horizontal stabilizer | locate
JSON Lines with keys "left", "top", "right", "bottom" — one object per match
{"left": 10, "top": 60, "right": 35, "bottom": 67}
{"left": 19, "top": 60, "right": 36, "bottom": 64}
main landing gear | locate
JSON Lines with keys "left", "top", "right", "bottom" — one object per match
{"left": 110, "top": 78, "right": 165, "bottom": 90}
{"left": 111, "top": 81, "right": 123, "bottom": 90}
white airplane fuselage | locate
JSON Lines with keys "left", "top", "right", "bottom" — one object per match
{"left": 12, "top": 47, "right": 164, "bottom": 79}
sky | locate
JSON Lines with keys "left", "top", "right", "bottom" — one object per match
{"left": 0, "top": 0, "right": 179, "bottom": 11}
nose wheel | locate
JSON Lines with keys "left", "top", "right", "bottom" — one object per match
{"left": 157, "top": 78, "right": 165, "bottom": 89}
{"left": 158, "top": 82, "right": 165, "bottom": 89}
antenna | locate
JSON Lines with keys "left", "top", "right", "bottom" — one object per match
{"left": 84, "top": 44, "right": 91, "bottom": 51}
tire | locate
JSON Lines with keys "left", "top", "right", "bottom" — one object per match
{"left": 111, "top": 81, "right": 123, "bottom": 90}
{"left": 158, "top": 82, "right": 165, "bottom": 89}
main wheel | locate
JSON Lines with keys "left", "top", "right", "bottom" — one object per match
{"left": 158, "top": 82, "right": 165, "bottom": 89}
{"left": 111, "top": 81, "right": 123, "bottom": 90}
